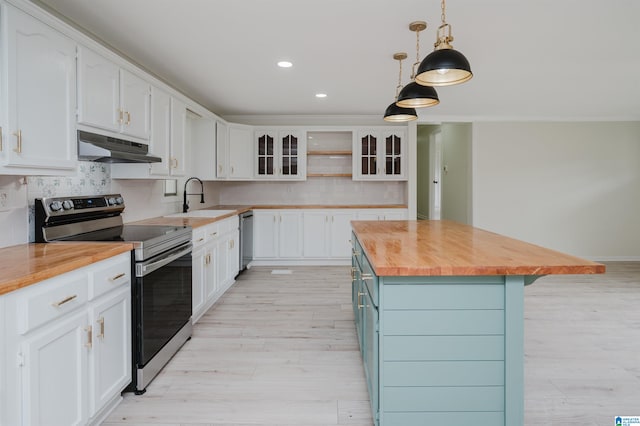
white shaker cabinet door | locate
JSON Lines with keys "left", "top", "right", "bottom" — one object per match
{"left": 149, "top": 86, "right": 172, "bottom": 176}
{"left": 169, "top": 97, "right": 187, "bottom": 176}
{"left": 253, "top": 211, "right": 278, "bottom": 258}
{"left": 3, "top": 4, "right": 76, "bottom": 170}
{"left": 77, "top": 46, "right": 120, "bottom": 133}
{"left": 228, "top": 124, "right": 254, "bottom": 179}
{"left": 302, "top": 211, "right": 329, "bottom": 258}
{"left": 21, "top": 310, "right": 89, "bottom": 426}
{"left": 278, "top": 211, "right": 302, "bottom": 258}
{"left": 120, "top": 69, "right": 151, "bottom": 140}
{"left": 329, "top": 210, "right": 357, "bottom": 258}
{"left": 88, "top": 286, "right": 131, "bottom": 417}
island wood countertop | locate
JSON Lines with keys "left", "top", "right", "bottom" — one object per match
{"left": 351, "top": 220, "right": 606, "bottom": 277}
{"left": 0, "top": 242, "right": 134, "bottom": 296}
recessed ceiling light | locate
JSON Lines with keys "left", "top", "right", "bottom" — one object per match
{"left": 315, "top": 93, "right": 327, "bottom": 98}
{"left": 277, "top": 61, "right": 293, "bottom": 68}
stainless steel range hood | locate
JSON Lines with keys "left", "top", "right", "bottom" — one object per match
{"left": 77, "top": 130, "right": 162, "bottom": 163}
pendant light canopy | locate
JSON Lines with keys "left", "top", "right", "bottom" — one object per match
{"left": 396, "top": 21, "right": 439, "bottom": 108}
{"left": 384, "top": 52, "right": 417, "bottom": 122}
{"left": 415, "top": 0, "right": 472, "bottom": 87}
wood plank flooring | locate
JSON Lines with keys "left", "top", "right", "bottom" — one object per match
{"left": 104, "top": 263, "right": 640, "bottom": 426}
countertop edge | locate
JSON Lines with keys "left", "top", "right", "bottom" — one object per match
{"left": 0, "top": 242, "right": 134, "bottom": 296}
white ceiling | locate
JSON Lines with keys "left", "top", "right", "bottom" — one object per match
{"left": 37, "top": 0, "right": 640, "bottom": 121}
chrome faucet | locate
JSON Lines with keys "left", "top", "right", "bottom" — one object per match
{"left": 183, "top": 177, "right": 204, "bottom": 213}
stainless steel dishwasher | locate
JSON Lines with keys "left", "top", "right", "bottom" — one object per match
{"left": 239, "top": 210, "right": 253, "bottom": 271}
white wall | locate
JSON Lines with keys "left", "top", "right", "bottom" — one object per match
{"left": 472, "top": 121, "right": 640, "bottom": 260}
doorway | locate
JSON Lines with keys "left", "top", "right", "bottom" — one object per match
{"left": 416, "top": 123, "right": 472, "bottom": 224}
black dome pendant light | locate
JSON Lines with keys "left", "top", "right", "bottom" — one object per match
{"left": 396, "top": 21, "right": 439, "bottom": 109}
{"left": 415, "top": 0, "right": 473, "bottom": 87}
{"left": 384, "top": 52, "right": 418, "bottom": 122}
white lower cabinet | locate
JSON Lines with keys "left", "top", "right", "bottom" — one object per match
{"left": 0, "top": 252, "right": 132, "bottom": 426}
{"left": 253, "top": 210, "right": 302, "bottom": 260}
{"left": 254, "top": 208, "right": 407, "bottom": 265}
{"left": 302, "top": 210, "right": 356, "bottom": 259}
{"left": 191, "top": 216, "right": 240, "bottom": 323}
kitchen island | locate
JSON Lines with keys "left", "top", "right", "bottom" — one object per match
{"left": 350, "top": 220, "right": 604, "bottom": 426}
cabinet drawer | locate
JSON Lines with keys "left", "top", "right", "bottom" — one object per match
{"left": 89, "top": 253, "right": 131, "bottom": 300}
{"left": 15, "top": 272, "right": 89, "bottom": 335}
{"left": 192, "top": 227, "right": 207, "bottom": 247}
{"left": 204, "top": 222, "right": 221, "bottom": 240}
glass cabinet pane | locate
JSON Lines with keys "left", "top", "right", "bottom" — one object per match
{"left": 361, "top": 135, "right": 377, "bottom": 175}
{"left": 257, "top": 133, "right": 276, "bottom": 175}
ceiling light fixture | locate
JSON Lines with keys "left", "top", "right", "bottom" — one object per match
{"left": 277, "top": 61, "right": 293, "bottom": 68}
{"left": 315, "top": 93, "right": 327, "bottom": 98}
{"left": 396, "top": 21, "right": 440, "bottom": 108}
{"left": 384, "top": 52, "right": 418, "bottom": 122}
{"left": 415, "top": 0, "right": 472, "bottom": 86}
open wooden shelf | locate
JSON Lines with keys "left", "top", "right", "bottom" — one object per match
{"left": 307, "top": 150, "right": 352, "bottom": 156}
{"left": 307, "top": 173, "right": 353, "bottom": 178}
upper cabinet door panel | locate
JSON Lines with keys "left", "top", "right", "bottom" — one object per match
{"left": 77, "top": 46, "right": 120, "bottom": 133}
{"left": 4, "top": 5, "right": 77, "bottom": 170}
{"left": 119, "top": 69, "right": 150, "bottom": 140}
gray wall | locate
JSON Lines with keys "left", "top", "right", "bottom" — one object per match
{"left": 473, "top": 121, "right": 640, "bottom": 260}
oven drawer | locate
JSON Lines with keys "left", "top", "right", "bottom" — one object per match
{"left": 89, "top": 252, "right": 131, "bottom": 300}
{"left": 16, "top": 271, "right": 89, "bottom": 335}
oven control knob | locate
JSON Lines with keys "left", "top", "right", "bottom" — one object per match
{"left": 62, "top": 200, "right": 74, "bottom": 210}
{"left": 49, "top": 201, "right": 63, "bottom": 212}
{"left": 108, "top": 197, "right": 117, "bottom": 206}
{"left": 115, "top": 197, "right": 124, "bottom": 205}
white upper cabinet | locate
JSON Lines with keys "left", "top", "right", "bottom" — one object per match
{"left": 255, "top": 128, "right": 305, "bottom": 180}
{"left": 148, "top": 86, "right": 172, "bottom": 176}
{"left": 353, "top": 128, "right": 407, "bottom": 181}
{"left": 216, "top": 123, "right": 254, "bottom": 180}
{"left": 77, "top": 46, "right": 150, "bottom": 141}
{"left": 169, "top": 97, "right": 187, "bottom": 176}
{"left": 0, "top": 3, "right": 76, "bottom": 174}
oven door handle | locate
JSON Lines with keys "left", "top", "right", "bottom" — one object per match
{"left": 136, "top": 243, "right": 192, "bottom": 277}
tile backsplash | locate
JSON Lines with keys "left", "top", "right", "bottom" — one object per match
{"left": 27, "top": 161, "right": 111, "bottom": 200}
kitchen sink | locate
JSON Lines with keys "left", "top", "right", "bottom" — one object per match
{"left": 164, "top": 209, "right": 237, "bottom": 218}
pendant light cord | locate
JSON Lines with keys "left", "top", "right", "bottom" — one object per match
{"left": 441, "top": 0, "right": 447, "bottom": 25}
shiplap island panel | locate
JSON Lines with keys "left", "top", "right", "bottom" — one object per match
{"left": 350, "top": 220, "right": 604, "bottom": 426}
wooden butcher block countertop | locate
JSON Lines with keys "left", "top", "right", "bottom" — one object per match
{"left": 351, "top": 220, "right": 606, "bottom": 277}
{"left": 0, "top": 242, "right": 134, "bottom": 295}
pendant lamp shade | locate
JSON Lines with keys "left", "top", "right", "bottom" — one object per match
{"left": 415, "top": 48, "right": 472, "bottom": 87}
{"left": 384, "top": 102, "right": 417, "bottom": 122}
{"left": 396, "top": 81, "right": 439, "bottom": 108}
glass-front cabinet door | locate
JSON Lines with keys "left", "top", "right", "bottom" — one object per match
{"left": 384, "top": 132, "right": 402, "bottom": 176}
{"left": 280, "top": 133, "right": 298, "bottom": 176}
{"left": 255, "top": 128, "right": 305, "bottom": 180}
{"left": 354, "top": 128, "right": 407, "bottom": 181}
{"left": 360, "top": 134, "right": 378, "bottom": 177}
{"left": 256, "top": 131, "right": 275, "bottom": 177}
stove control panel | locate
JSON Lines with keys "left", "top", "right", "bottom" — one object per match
{"left": 36, "top": 194, "right": 126, "bottom": 218}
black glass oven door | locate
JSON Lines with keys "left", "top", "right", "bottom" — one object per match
{"left": 135, "top": 242, "right": 192, "bottom": 366}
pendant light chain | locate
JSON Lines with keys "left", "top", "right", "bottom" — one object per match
{"left": 411, "top": 29, "right": 421, "bottom": 80}
{"left": 441, "top": 0, "right": 446, "bottom": 25}
{"left": 396, "top": 56, "right": 404, "bottom": 99}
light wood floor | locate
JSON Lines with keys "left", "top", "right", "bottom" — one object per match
{"left": 104, "top": 263, "right": 640, "bottom": 426}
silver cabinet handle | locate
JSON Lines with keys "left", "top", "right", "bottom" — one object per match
{"left": 361, "top": 273, "right": 373, "bottom": 281}
{"left": 85, "top": 325, "right": 93, "bottom": 348}
{"left": 97, "top": 317, "right": 105, "bottom": 340}
{"left": 13, "top": 130, "right": 22, "bottom": 153}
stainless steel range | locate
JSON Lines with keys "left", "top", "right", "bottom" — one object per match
{"left": 35, "top": 194, "right": 193, "bottom": 394}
